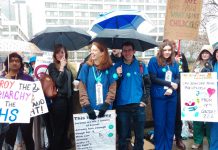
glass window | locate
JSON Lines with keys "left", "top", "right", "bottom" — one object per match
{"left": 158, "top": 0, "right": 166, "bottom": 3}
{"left": 89, "top": 4, "right": 103, "bottom": 9}
{"left": 145, "top": 5, "right": 157, "bottom": 11}
{"left": 59, "top": 19, "right": 74, "bottom": 25}
{"left": 159, "top": 6, "right": 166, "bottom": 11}
{"left": 75, "top": 19, "right": 89, "bottom": 25}
{"left": 45, "top": 2, "right": 57, "bottom": 8}
{"left": 59, "top": 11, "right": 74, "bottom": 17}
{"left": 118, "top": 5, "right": 131, "bottom": 9}
{"left": 104, "top": 4, "right": 117, "bottom": 10}
{"left": 11, "top": 26, "right": 18, "bottom": 32}
{"left": 46, "top": 19, "right": 58, "bottom": 25}
{"left": 45, "top": 11, "right": 58, "bottom": 17}
{"left": 147, "top": 13, "right": 157, "bottom": 18}
{"left": 74, "top": 4, "right": 88, "bottom": 9}
{"left": 150, "top": 27, "right": 157, "bottom": 33}
{"left": 159, "top": 13, "right": 165, "bottom": 18}
{"left": 90, "top": 12, "right": 99, "bottom": 17}
{"left": 74, "top": 12, "right": 89, "bottom": 17}
{"left": 59, "top": 3, "right": 74, "bottom": 9}
{"left": 159, "top": 20, "right": 164, "bottom": 25}
{"left": 131, "top": 5, "right": 144, "bottom": 10}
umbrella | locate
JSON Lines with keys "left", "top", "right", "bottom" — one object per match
{"left": 0, "top": 39, "right": 43, "bottom": 55}
{"left": 89, "top": 10, "right": 154, "bottom": 35}
{"left": 30, "top": 26, "right": 91, "bottom": 51}
{"left": 91, "top": 29, "right": 157, "bottom": 51}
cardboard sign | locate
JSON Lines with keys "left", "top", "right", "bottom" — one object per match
{"left": 164, "top": 0, "right": 202, "bottom": 40}
{"left": 206, "top": 19, "right": 218, "bottom": 49}
{"left": 181, "top": 73, "right": 218, "bottom": 122}
{"left": 73, "top": 110, "right": 116, "bottom": 150}
{"left": 30, "top": 81, "right": 48, "bottom": 117}
{"left": 0, "top": 79, "right": 33, "bottom": 123}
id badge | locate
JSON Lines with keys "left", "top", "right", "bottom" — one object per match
{"left": 96, "top": 82, "right": 103, "bottom": 105}
{"left": 164, "top": 70, "right": 172, "bottom": 89}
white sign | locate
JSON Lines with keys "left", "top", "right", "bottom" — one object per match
{"left": 0, "top": 79, "right": 33, "bottom": 123}
{"left": 206, "top": 19, "right": 218, "bottom": 48}
{"left": 181, "top": 73, "right": 218, "bottom": 122}
{"left": 73, "top": 110, "right": 116, "bottom": 150}
{"left": 34, "top": 53, "right": 53, "bottom": 80}
{"left": 30, "top": 81, "right": 48, "bottom": 117}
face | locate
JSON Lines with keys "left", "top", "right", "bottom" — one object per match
{"left": 112, "top": 49, "right": 121, "bottom": 55}
{"left": 122, "top": 45, "right": 135, "bottom": 62}
{"left": 172, "top": 42, "right": 177, "bottom": 51}
{"left": 162, "top": 45, "right": 172, "bottom": 59}
{"left": 216, "top": 51, "right": 218, "bottom": 61}
{"left": 9, "top": 57, "right": 21, "bottom": 71}
{"left": 90, "top": 45, "right": 104, "bottom": 61}
{"left": 55, "top": 48, "right": 66, "bottom": 62}
{"left": 201, "top": 50, "right": 210, "bottom": 61}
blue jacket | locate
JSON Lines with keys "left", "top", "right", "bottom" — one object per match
{"left": 114, "top": 58, "right": 148, "bottom": 106}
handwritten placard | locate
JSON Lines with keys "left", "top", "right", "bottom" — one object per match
{"left": 0, "top": 79, "right": 33, "bottom": 123}
{"left": 30, "top": 81, "right": 48, "bottom": 117}
{"left": 73, "top": 110, "right": 116, "bottom": 150}
{"left": 164, "top": 0, "right": 202, "bottom": 40}
{"left": 181, "top": 73, "right": 218, "bottom": 122}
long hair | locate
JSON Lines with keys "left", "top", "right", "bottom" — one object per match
{"left": 157, "top": 41, "right": 175, "bottom": 66}
{"left": 52, "top": 44, "right": 68, "bottom": 70}
{"left": 4, "top": 52, "right": 24, "bottom": 76}
{"left": 212, "top": 49, "right": 218, "bottom": 66}
{"left": 86, "top": 42, "right": 112, "bottom": 70}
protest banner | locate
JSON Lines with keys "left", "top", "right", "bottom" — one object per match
{"left": 34, "top": 52, "right": 53, "bottom": 80}
{"left": 30, "top": 81, "right": 48, "bottom": 117}
{"left": 181, "top": 73, "right": 218, "bottom": 122}
{"left": 73, "top": 110, "right": 116, "bottom": 150}
{"left": 0, "top": 79, "right": 33, "bottom": 123}
{"left": 206, "top": 19, "right": 218, "bottom": 49}
{"left": 164, "top": 0, "right": 202, "bottom": 40}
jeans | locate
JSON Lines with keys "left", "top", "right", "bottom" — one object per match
{"left": 117, "top": 106, "right": 145, "bottom": 150}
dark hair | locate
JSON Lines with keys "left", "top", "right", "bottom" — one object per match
{"left": 4, "top": 52, "right": 24, "bottom": 74}
{"left": 212, "top": 49, "right": 218, "bottom": 66}
{"left": 53, "top": 44, "right": 68, "bottom": 64}
{"left": 86, "top": 42, "right": 112, "bottom": 70}
{"left": 197, "top": 50, "right": 212, "bottom": 62}
{"left": 157, "top": 41, "right": 175, "bottom": 66}
{"left": 122, "top": 41, "right": 135, "bottom": 50}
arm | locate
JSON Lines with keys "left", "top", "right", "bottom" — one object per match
{"left": 78, "top": 81, "right": 90, "bottom": 107}
{"left": 141, "top": 75, "right": 151, "bottom": 105}
{"left": 181, "top": 53, "right": 189, "bottom": 72}
{"left": 105, "top": 82, "right": 117, "bottom": 105}
{"left": 48, "top": 63, "right": 67, "bottom": 88}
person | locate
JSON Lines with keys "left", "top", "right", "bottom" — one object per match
{"left": 210, "top": 46, "right": 218, "bottom": 150}
{"left": 148, "top": 41, "right": 179, "bottom": 150}
{"left": 3, "top": 52, "right": 35, "bottom": 150}
{"left": 171, "top": 40, "right": 189, "bottom": 150}
{"left": 78, "top": 41, "right": 116, "bottom": 120}
{"left": 110, "top": 49, "right": 122, "bottom": 64}
{"left": 114, "top": 41, "right": 150, "bottom": 150}
{"left": 47, "top": 44, "right": 74, "bottom": 150}
{"left": 191, "top": 45, "right": 213, "bottom": 149}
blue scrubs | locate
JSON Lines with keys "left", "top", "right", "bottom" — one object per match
{"left": 78, "top": 64, "right": 116, "bottom": 111}
{"left": 148, "top": 57, "right": 179, "bottom": 150}
{"left": 210, "top": 62, "right": 218, "bottom": 150}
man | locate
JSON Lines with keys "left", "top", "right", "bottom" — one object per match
{"left": 3, "top": 52, "right": 35, "bottom": 150}
{"left": 114, "top": 42, "right": 150, "bottom": 150}
{"left": 171, "top": 40, "right": 189, "bottom": 150}
{"left": 110, "top": 49, "right": 122, "bottom": 64}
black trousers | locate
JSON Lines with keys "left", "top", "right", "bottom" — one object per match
{"left": 50, "top": 96, "right": 72, "bottom": 150}
{"left": 5, "top": 118, "right": 34, "bottom": 150}
{"left": 174, "top": 90, "right": 182, "bottom": 139}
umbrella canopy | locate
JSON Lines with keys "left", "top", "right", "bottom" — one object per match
{"left": 30, "top": 26, "right": 91, "bottom": 51}
{"left": 89, "top": 10, "right": 154, "bottom": 35}
{"left": 0, "top": 39, "right": 43, "bottom": 55}
{"left": 91, "top": 29, "right": 157, "bottom": 51}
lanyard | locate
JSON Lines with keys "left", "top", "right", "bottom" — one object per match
{"left": 92, "top": 66, "right": 102, "bottom": 82}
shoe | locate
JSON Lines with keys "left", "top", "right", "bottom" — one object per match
{"left": 176, "top": 139, "right": 186, "bottom": 150}
{"left": 191, "top": 144, "right": 202, "bottom": 149}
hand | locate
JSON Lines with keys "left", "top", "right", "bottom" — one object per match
{"left": 60, "top": 57, "right": 67, "bottom": 71}
{"left": 164, "top": 88, "right": 173, "bottom": 96}
{"left": 98, "top": 102, "right": 110, "bottom": 118}
{"left": 175, "top": 55, "right": 182, "bottom": 63}
{"left": 84, "top": 105, "right": 96, "bottom": 120}
{"left": 116, "top": 66, "right": 122, "bottom": 77}
{"left": 171, "top": 82, "right": 178, "bottom": 90}
{"left": 139, "top": 102, "right": 146, "bottom": 107}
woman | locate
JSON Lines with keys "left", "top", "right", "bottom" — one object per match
{"left": 148, "top": 41, "right": 179, "bottom": 150}
{"left": 191, "top": 45, "right": 212, "bottom": 149}
{"left": 210, "top": 46, "right": 218, "bottom": 150}
{"left": 47, "top": 44, "right": 74, "bottom": 150}
{"left": 78, "top": 42, "right": 116, "bottom": 119}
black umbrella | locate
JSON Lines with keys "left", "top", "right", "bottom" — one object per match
{"left": 30, "top": 26, "right": 91, "bottom": 51}
{"left": 91, "top": 29, "right": 157, "bottom": 51}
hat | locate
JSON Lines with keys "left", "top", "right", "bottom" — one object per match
{"left": 201, "top": 45, "right": 213, "bottom": 54}
{"left": 29, "top": 56, "right": 36, "bottom": 63}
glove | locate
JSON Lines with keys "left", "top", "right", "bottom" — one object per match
{"left": 84, "top": 105, "right": 96, "bottom": 120}
{"left": 98, "top": 102, "right": 110, "bottom": 118}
